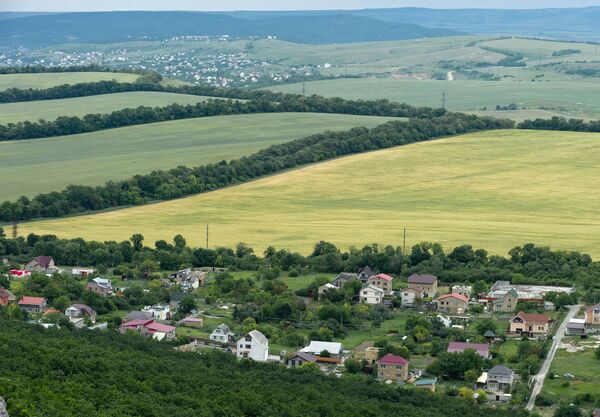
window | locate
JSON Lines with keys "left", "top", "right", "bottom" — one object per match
{"left": 246, "top": 344, "right": 251, "bottom": 349}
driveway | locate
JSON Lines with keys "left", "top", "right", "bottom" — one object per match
{"left": 525, "top": 304, "right": 582, "bottom": 411}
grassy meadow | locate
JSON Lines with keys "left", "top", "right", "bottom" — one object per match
{"left": 20, "top": 129, "right": 600, "bottom": 257}
{"left": 0, "top": 112, "right": 392, "bottom": 200}
{"left": 0, "top": 71, "right": 140, "bottom": 90}
{"left": 271, "top": 78, "right": 600, "bottom": 120}
{"left": 0, "top": 91, "right": 214, "bottom": 124}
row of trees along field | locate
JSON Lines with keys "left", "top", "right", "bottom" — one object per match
{"left": 0, "top": 320, "right": 533, "bottom": 417}
{"left": 0, "top": 113, "right": 511, "bottom": 222}
{"left": 1, "top": 225, "right": 599, "bottom": 298}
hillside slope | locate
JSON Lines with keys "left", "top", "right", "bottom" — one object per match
{"left": 21, "top": 129, "right": 600, "bottom": 257}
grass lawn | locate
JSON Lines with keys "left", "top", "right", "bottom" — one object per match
{"left": 0, "top": 112, "right": 391, "bottom": 199}
{"left": 542, "top": 349, "right": 600, "bottom": 402}
{"left": 0, "top": 71, "right": 140, "bottom": 90}
{"left": 0, "top": 91, "right": 213, "bottom": 124}
{"left": 23, "top": 129, "right": 600, "bottom": 257}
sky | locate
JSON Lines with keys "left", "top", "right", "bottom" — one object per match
{"left": 1, "top": 0, "right": 599, "bottom": 12}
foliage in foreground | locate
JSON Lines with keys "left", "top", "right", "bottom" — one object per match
{"left": 0, "top": 320, "right": 531, "bottom": 417}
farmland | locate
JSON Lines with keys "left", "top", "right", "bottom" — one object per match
{"left": 21, "top": 129, "right": 600, "bottom": 257}
{"left": 0, "top": 91, "right": 213, "bottom": 124}
{"left": 0, "top": 112, "right": 392, "bottom": 200}
{"left": 0, "top": 71, "right": 139, "bottom": 90}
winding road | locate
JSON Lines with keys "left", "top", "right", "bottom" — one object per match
{"left": 525, "top": 304, "right": 582, "bottom": 411}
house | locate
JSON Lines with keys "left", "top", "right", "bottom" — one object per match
{"left": 142, "top": 304, "right": 171, "bottom": 320}
{"left": 486, "top": 365, "right": 515, "bottom": 393}
{"left": 65, "top": 304, "right": 96, "bottom": 323}
{"left": 400, "top": 287, "right": 423, "bottom": 307}
{"left": 352, "top": 341, "right": 380, "bottom": 364}
{"left": 566, "top": 319, "right": 586, "bottom": 336}
{"left": 447, "top": 342, "right": 490, "bottom": 358}
{"left": 585, "top": 303, "right": 600, "bottom": 327}
{"left": 0, "top": 288, "right": 16, "bottom": 306}
{"left": 435, "top": 293, "right": 468, "bottom": 314}
{"left": 86, "top": 278, "right": 113, "bottom": 296}
{"left": 318, "top": 283, "right": 337, "bottom": 300}
{"left": 377, "top": 353, "right": 409, "bottom": 382}
{"left": 367, "top": 273, "right": 394, "bottom": 294}
{"left": 170, "top": 268, "right": 207, "bottom": 291}
{"left": 491, "top": 288, "right": 518, "bottom": 312}
{"left": 407, "top": 274, "right": 438, "bottom": 297}
{"left": 300, "top": 341, "right": 343, "bottom": 359}
{"left": 331, "top": 272, "right": 359, "bottom": 288}
{"left": 69, "top": 317, "right": 86, "bottom": 329}
{"left": 17, "top": 296, "right": 47, "bottom": 314}
{"left": 357, "top": 266, "right": 374, "bottom": 283}
{"left": 509, "top": 311, "right": 550, "bottom": 337}
{"left": 123, "top": 310, "right": 154, "bottom": 323}
{"left": 415, "top": 377, "right": 437, "bottom": 392}
{"left": 210, "top": 323, "right": 234, "bottom": 344}
{"left": 451, "top": 285, "right": 472, "bottom": 299}
{"left": 179, "top": 316, "right": 204, "bottom": 328}
{"left": 359, "top": 284, "right": 385, "bottom": 305}
{"left": 287, "top": 351, "right": 318, "bottom": 368}
{"left": 119, "top": 319, "right": 177, "bottom": 340}
{"left": 237, "top": 330, "right": 269, "bottom": 362}
{"left": 71, "top": 268, "right": 94, "bottom": 279}
{"left": 26, "top": 256, "right": 59, "bottom": 273}
{"left": 593, "top": 409, "right": 600, "bottom": 417}
{"left": 484, "top": 281, "right": 574, "bottom": 308}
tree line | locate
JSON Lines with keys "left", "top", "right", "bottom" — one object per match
{"left": 518, "top": 116, "right": 600, "bottom": 132}
{"left": 0, "top": 64, "right": 145, "bottom": 75}
{"left": 0, "top": 113, "right": 511, "bottom": 222}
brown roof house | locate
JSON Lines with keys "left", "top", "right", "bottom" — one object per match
{"left": 0, "top": 288, "right": 16, "bottom": 306}
{"left": 377, "top": 354, "right": 409, "bottom": 383}
{"left": 65, "top": 304, "right": 96, "bottom": 323}
{"left": 357, "top": 266, "right": 374, "bottom": 283}
{"left": 407, "top": 274, "right": 438, "bottom": 298}
{"left": 86, "top": 278, "right": 113, "bottom": 296}
{"left": 509, "top": 311, "right": 550, "bottom": 337}
{"left": 585, "top": 303, "right": 600, "bottom": 327}
{"left": 25, "top": 256, "right": 59, "bottom": 274}
{"left": 447, "top": 342, "right": 490, "bottom": 359}
{"left": 435, "top": 293, "right": 469, "bottom": 314}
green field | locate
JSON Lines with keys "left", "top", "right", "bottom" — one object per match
{"left": 0, "top": 112, "right": 392, "bottom": 200}
{"left": 20, "top": 129, "right": 600, "bottom": 257}
{"left": 542, "top": 349, "right": 600, "bottom": 402}
{"left": 0, "top": 91, "right": 214, "bottom": 124}
{"left": 271, "top": 78, "right": 600, "bottom": 120}
{"left": 0, "top": 71, "right": 140, "bottom": 90}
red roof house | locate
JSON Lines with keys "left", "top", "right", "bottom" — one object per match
{"left": 18, "top": 296, "right": 47, "bottom": 314}
{"left": 377, "top": 354, "right": 409, "bottom": 382}
{"left": 435, "top": 293, "right": 469, "bottom": 314}
{"left": 120, "top": 319, "right": 176, "bottom": 340}
{"left": 447, "top": 342, "right": 490, "bottom": 358}
{"left": 367, "top": 273, "right": 394, "bottom": 294}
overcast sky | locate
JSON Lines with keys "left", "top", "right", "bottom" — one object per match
{"left": 1, "top": 0, "right": 600, "bottom": 12}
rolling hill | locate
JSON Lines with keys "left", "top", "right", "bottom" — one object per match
{"left": 0, "top": 91, "right": 213, "bottom": 124}
{"left": 21, "top": 129, "right": 600, "bottom": 257}
{"left": 0, "top": 71, "right": 139, "bottom": 91}
{"left": 0, "top": 112, "right": 392, "bottom": 200}
{"left": 0, "top": 11, "right": 459, "bottom": 47}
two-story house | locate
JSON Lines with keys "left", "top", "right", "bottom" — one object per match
{"left": 237, "top": 330, "right": 269, "bottom": 362}
{"left": 367, "top": 274, "right": 394, "bottom": 294}
{"left": 25, "top": 256, "right": 59, "bottom": 274}
{"left": 492, "top": 289, "right": 518, "bottom": 312}
{"left": 407, "top": 274, "right": 438, "bottom": 298}
{"left": 331, "top": 272, "right": 359, "bottom": 288}
{"left": 119, "top": 319, "right": 176, "bottom": 341}
{"left": 86, "top": 277, "right": 113, "bottom": 296}
{"left": 142, "top": 304, "right": 171, "bottom": 320}
{"left": 65, "top": 304, "right": 96, "bottom": 323}
{"left": 357, "top": 266, "right": 374, "bottom": 283}
{"left": 377, "top": 353, "right": 409, "bottom": 383}
{"left": 435, "top": 293, "right": 469, "bottom": 314}
{"left": 509, "top": 311, "right": 550, "bottom": 337}
{"left": 486, "top": 365, "right": 515, "bottom": 393}
{"left": 400, "top": 287, "right": 423, "bottom": 307}
{"left": 585, "top": 303, "right": 600, "bottom": 327}
{"left": 360, "top": 284, "right": 385, "bottom": 305}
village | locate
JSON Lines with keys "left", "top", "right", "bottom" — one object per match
{"left": 2, "top": 254, "right": 599, "bottom": 412}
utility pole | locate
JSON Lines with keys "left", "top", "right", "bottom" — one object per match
{"left": 441, "top": 91, "right": 446, "bottom": 109}
{"left": 205, "top": 224, "right": 209, "bottom": 249}
{"left": 302, "top": 81, "right": 306, "bottom": 96}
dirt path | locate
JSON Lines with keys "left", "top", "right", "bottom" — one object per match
{"left": 525, "top": 304, "right": 581, "bottom": 410}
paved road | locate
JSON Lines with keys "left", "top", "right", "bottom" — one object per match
{"left": 525, "top": 304, "right": 582, "bottom": 411}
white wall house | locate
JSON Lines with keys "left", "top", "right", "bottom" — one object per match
{"left": 142, "top": 304, "right": 171, "bottom": 320}
{"left": 400, "top": 288, "right": 422, "bottom": 306}
{"left": 360, "top": 284, "right": 384, "bottom": 305}
{"left": 210, "top": 323, "right": 233, "bottom": 344}
{"left": 237, "top": 330, "right": 269, "bottom": 362}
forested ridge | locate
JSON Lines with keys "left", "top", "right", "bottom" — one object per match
{"left": 0, "top": 113, "right": 511, "bottom": 222}
{"left": 0, "top": 320, "right": 531, "bottom": 417}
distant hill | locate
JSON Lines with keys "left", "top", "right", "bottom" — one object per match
{"left": 0, "top": 11, "right": 459, "bottom": 47}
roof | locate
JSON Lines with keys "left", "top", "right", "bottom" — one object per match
{"left": 18, "top": 296, "right": 46, "bottom": 306}
{"left": 447, "top": 342, "right": 489, "bottom": 357}
{"left": 436, "top": 293, "right": 468, "bottom": 303}
{"left": 407, "top": 274, "right": 437, "bottom": 285}
{"left": 315, "top": 356, "right": 341, "bottom": 364}
{"left": 586, "top": 303, "right": 600, "bottom": 312}
{"left": 402, "top": 287, "right": 423, "bottom": 294}
{"left": 120, "top": 319, "right": 153, "bottom": 328}
{"left": 415, "top": 377, "right": 437, "bottom": 386}
{"left": 33, "top": 256, "right": 54, "bottom": 268}
{"left": 370, "top": 273, "right": 393, "bottom": 282}
{"left": 247, "top": 330, "right": 268, "bottom": 346}
{"left": 301, "top": 341, "right": 342, "bottom": 355}
{"left": 378, "top": 353, "right": 409, "bottom": 365}
{"left": 358, "top": 266, "right": 374, "bottom": 276}
{"left": 145, "top": 321, "right": 176, "bottom": 333}
{"left": 124, "top": 311, "right": 153, "bottom": 321}
{"left": 216, "top": 323, "right": 231, "bottom": 334}
{"left": 0, "top": 288, "right": 16, "bottom": 300}
{"left": 477, "top": 372, "right": 488, "bottom": 384}
{"left": 320, "top": 283, "right": 336, "bottom": 290}
{"left": 181, "top": 316, "right": 203, "bottom": 323}
{"left": 290, "top": 351, "right": 317, "bottom": 362}
{"left": 333, "top": 272, "right": 358, "bottom": 281}
{"left": 488, "top": 365, "right": 514, "bottom": 376}
{"left": 514, "top": 311, "right": 550, "bottom": 324}
{"left": 354, "top": 340, "right": 375, "bottom": 351}
{"left": 363, "top": 284, "right": 385, "bottom": 293}
{"left": 69, "top": 304, "right": 95, "bottom": 316}
{"left": 483, "top": 330, "right": 495, "bottom": 337}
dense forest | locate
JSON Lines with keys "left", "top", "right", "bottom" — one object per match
{"left": 0, "top": 113, "right": 511, "bottom": 222}
{"left": 518, "top": 116, "right": 600, "bottom": 132}
{"left": 0, "top": 320, "right": 533, "bottom": 417}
